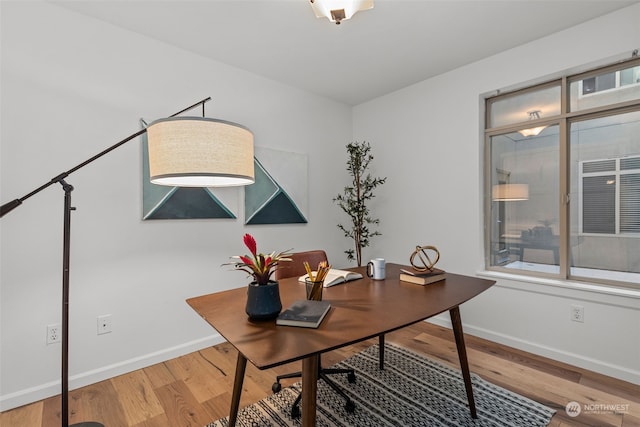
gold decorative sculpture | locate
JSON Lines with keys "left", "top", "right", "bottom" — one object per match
{"left": 409, "top": 245, "right": 440, "bottom": 272}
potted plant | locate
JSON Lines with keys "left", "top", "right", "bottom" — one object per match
{"left": 333, "top": 141, "right": 387, "bottom": 266}
{"left": 226, "top": 234, "right": 291, "bottom": 320}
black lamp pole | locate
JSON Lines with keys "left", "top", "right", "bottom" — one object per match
{"left": 0, "top": 97, "right": 210, "bottom": 427}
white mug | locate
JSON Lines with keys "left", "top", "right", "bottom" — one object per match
{"left": 367, "top": 258, "right": 386, "bottom": 280}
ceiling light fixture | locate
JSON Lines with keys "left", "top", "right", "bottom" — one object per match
{"left": 309, "top": 0, "right": 374, "bottom": 25}
{"left": 518, "top": 110, "right": 547, "bottom": 137}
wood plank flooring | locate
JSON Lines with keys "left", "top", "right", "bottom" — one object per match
{"left": 2, "top": 322, "right": 638, "bottom": 427}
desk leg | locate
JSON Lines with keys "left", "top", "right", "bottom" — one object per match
{"left": 301, "top": 354, "right": 319, "bottom": 427}
{"left": 450, "top": 306, "right": 477, "bottom": 419}
{"left": 229, "top": 353, "right": 247, "bottom": 427}
{"left": 378, "top": 334, "right": 385, "bottom": 370}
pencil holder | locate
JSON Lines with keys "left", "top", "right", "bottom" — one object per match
{"left": 305, "top": 278, "right": 324, "bottom": 301}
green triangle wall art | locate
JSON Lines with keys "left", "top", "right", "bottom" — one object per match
{"left": 245, "top": 147, "right": 308, "bottom": 225}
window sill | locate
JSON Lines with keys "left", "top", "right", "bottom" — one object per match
{"left": 477, "top": 269, "right": 640, "bottom": 300}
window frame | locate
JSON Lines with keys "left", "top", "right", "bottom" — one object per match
{"left": 483, "top": 56, "right": 640, "bottom": 289}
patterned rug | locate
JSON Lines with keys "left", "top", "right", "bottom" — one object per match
{"left": 207, "top": 343, "right": 555, "bottom": 427}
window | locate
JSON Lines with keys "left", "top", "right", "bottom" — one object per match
{"left": 582, "top": 72, "right": 615, "bottom": 95}
{"left": 580, "top": 156, "right": 640, "bottom": 235}
{"left": 621, "top": 66, "right": 640, "bottom": 86}
{"left": 571, "top": 63, "right": 640, "bottom": 111}
{"left": 485, "top": 57, "right": 640, "bottom": 287}
{"left": 580, "top": 66, "right": 640, "bottom": 95}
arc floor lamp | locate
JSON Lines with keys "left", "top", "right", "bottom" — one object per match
{"left": 0, "top": 97, "right": 255, "bottom": 427}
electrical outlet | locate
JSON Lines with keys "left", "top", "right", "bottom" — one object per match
{"left": 47, "top": 324, "right": 61, "bottom": 344}
{"left": 571, "top": 304, "right": 584, "bottom": 323}
{"left": 97, "top": 314, "right": 112, "bottom": 335}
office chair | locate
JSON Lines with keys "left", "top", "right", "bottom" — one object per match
{"left": 272, "top": 250, "right": 357, "bottom": 418}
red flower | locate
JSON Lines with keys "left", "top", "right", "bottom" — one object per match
{"left": 225, "top": 234, "right": 291, "bottom": 285}
{"left": 239, "top": 255, "right": 253, "bottom": 266}
{"left": 243, "top": 233, "right": 257, "bottom": 257}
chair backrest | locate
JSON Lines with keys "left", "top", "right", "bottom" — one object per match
{"left": 275, "top": 250, "right": 328, "bottom": 280}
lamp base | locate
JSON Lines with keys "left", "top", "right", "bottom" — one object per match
{"left": 71, "top": 423, "right": 104, "bottom": 427}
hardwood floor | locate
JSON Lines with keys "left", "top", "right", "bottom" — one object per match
{"left": 2, "top": 322, "right": 638, "bottom": 426}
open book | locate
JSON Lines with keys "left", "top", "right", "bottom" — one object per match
{"left": 299, "top": 268, "right": 363, "bottom": 288}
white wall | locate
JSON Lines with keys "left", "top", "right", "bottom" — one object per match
{"left": 353, "top": 4, "right": 640, "bottom": 384}
{"left": 0, "top": 2, "right": 353, "bottom": 410}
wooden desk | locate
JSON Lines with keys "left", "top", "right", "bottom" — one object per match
{"left": 187, "top": 263, "right": 495, "bottom": 426}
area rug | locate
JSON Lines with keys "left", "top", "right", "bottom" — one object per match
{"left": 207, "top": 343, "right": 555, "bottom": 427}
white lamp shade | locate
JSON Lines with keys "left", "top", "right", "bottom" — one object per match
{"left": 147, "top": 117, "right": 254, "bottom": 187}
{"left": 492, "top": 183, "right": 529, "bottom": 201}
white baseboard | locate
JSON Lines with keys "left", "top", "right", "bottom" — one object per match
{"left": 5, "top": 316, "right": 637, "bottom": 412}
{"left": 0, "top": 333, "right": 224, "bottom": 412}
{"left": 426, "top": 315, "right": 639, "bottom": 385}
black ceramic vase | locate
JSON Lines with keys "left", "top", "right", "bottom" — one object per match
{"left": 245, "top": 281, "right": 282, "bottom": 320}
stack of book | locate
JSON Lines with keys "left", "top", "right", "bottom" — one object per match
{"left": 399, "top": 267, "right": 446, "bottom": 285}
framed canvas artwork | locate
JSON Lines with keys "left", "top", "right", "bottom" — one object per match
{"left": 245, "top": 147, "right": 308, "bottom": 225}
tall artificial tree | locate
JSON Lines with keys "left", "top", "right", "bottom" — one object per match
{"left": 334, "top": 141, "right": 387, "bottom": 266}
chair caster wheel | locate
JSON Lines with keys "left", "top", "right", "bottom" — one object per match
{"left": 347, "top": 372, "right": 356, "bottom": 383}
{"left": 345, "top": 400, "right": 356, "bottom": 413}
{"left": 272, "top": 382, "right": 282, "bottom": 393}
{"left": 291, "top": 405, "right": 301, "bottom": 418}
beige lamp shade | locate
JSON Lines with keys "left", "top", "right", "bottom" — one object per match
{"left": 147, "top": 117, "right": 254, "bottom": 187}
{"left": 492, "top": 183, "right": 529, "bottom": 201}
